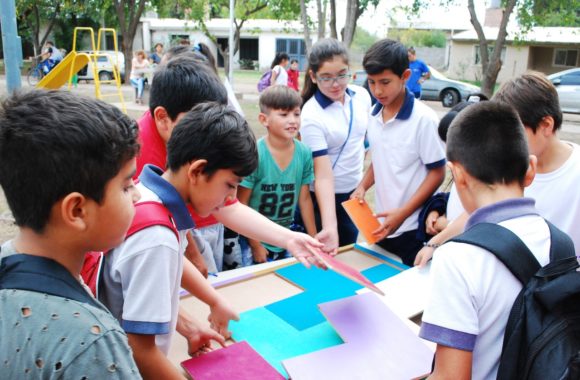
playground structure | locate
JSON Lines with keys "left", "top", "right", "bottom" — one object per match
{"left": 36, "top": 27, "right": 126, "bottom": 113}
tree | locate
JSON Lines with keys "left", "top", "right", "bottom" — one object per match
{"left": 341, "top": 0, "right": 380, "bottom": 48}
{"left": 17, "top": 0, "right": 62, "bottom": 58}
{"left": 467, "top": 0, "right": 516, "bottom": 97}
{"left": 113, "top": 0, "right": 149, "bottom": 83}
{"left": 177, "top": 0, "right": 300, "bottom": 75}
{"left": 411, "top": 0, "right": 580, "bottom": 97}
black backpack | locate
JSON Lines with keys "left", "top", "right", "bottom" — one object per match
{"left": 452, "top": 221, "right": 580, "bottom": 380}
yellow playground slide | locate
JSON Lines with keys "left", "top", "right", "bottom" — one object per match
{"left": 36, "top": 52, "right": 90, "bottom": 90}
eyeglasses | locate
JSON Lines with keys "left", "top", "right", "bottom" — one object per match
{"left": 316, "top": 73, "right": 352, "bottom": 87}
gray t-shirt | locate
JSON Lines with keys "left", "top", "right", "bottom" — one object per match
{"left": 0, "top": 241, "right": 142, "bottom": 379}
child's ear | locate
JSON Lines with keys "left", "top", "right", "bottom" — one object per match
{"left": 59, "top": 192, "right": 89, "bottom": 231}
{"left": 448, "top": 161, "right": 467, "bottom": 189}
{"left": 523, "top": 154, "right": 538, "bottom": 188}
{"left": 187, "top": 159, "right": 208, "bottom": 184}
{"left": 258, "top": 112, "right": 268, "bottom": 127}
{"left": 309, "top": 69, "right": 317, "bottom": 84}
{"left": 153, "top": 106, "right": 173, "bottom": 143}
{"left": 538, "top": 116, "right": 555, "bottom": 136}
{"left": 402, "top": 68, "right": 411, "bottom": 82}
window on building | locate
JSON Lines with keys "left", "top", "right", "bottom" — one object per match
{"left": 553, "top": 49, "right": 578, "bottom": 67}
{"left": 474, "top": 45, "right": 506, "bottom": 65}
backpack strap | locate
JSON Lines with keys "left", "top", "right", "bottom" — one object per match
{"left": 126, "top": 201, "right": 179, "bottom": 240}
{"left": 451, "top": 221, "right": 576, "bottom": 285}
{"left": 451, "top": 223, "right": 541, "bottom": 285}
{"left": 544, "top": 220, "right": 576, "bottom": 262}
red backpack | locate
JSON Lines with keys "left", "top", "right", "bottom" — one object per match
{"left": 81, "top": 201, "right": 179, "bottom": 296}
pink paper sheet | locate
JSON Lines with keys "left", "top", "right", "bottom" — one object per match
{"left": 181, "top": 341, "right": 284, "bottom": 380}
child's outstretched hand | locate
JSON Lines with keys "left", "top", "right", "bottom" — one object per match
{"left": 177, "top": 308, "right": 226, "bottom": 356}
{"left": 251, "top": 243, "right": 269, "bottom": 264}
{"left": 208, "top": 300, "right": 240, "bottom": 339}
{"left": 315, "top": 228, "right": 339, "bottom": 256}
{"left": 414, "top": 246, "right": 436, "bottom": 267}
{"left": 286, "top": 232, "right": 328, "bottom": 269}
{"left": 350, "top": 186, "right": 366, "bottom": 203}
{"left": 373, "top": 207, "right": 407, "bottom": 240}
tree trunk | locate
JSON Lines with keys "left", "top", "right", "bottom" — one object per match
{"left": 341, "top": 0, "right": 359, "bottom": 47}
{"left": 316, "top": 0, "right": 325, "bottom": 40}
{"left": 467, "top": 0, "right": 516, "bottom": 98}
{"left": 300, "top": 0, "right": 312, "bottom": 53}
{"left": 329, "top": 0, "right": 337, "bottom": 39}
{"left": 114, "top": 0, "right": 147, "bottom": 84}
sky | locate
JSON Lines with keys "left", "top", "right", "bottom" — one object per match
{"left": 354, "top": 0, "right": 490, "bottom": 36}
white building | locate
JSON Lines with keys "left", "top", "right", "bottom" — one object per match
{"left": 136, "top": 17, "right": 311, "bottom": 71}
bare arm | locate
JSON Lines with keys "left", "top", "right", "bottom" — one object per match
{"left": 184, "top": 231, "right": 208, "bottom": 278}
{"left": 180, "top": 259, "right": 239, "bottom": 337}
{"left": 298, "top": 184, "right": 317, "bottom": 237}
{"left": 414, "top": 211, "right": 468, "bottom": 267}
{"left": 427, "top": 345, "right": 472, "bottom": 380}
{"left": 213, "top": 202, "right": 325, "bottom": 268}
{"left": 351, "top": 162, "right": 375, "bottom": 201}
{"left": 237, "top": 186, "right": 269, "bottom": 263}
{"left": 127, "top": 333, "right": 185, "bottom": 379}
{"left": 312, "top": 155, "right": 339, "bottom": 254}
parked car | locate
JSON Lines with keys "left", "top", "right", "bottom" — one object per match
{"left": 548, "top": 68, "right": 580, "bottom": 114}
{"left": 352, "top": 67, "right": 480, "bottom": 107}
{"left": 76, "top": 50, "right": 125, "bottom": 82}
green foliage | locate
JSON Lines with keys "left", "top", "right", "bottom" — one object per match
{"left": 238, "top": 58, "right": 256, "bottom": 70}
{"left": 388, "top": 29, "right": 447, "bottom": 48}
{"left": 350, "top": 27, "right": 379, "bottom": 54}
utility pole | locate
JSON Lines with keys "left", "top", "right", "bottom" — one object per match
{"left": 0, "top": 0, "right": 23, "bottom": 94}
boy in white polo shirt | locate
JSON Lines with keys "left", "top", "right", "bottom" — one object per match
{"left": 352, "top": 39, "right": 445, "bottom": 266}
{"left": 419, "top": 101, "right": 559, "bottom": 379}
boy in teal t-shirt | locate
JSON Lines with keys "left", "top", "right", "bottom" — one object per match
{"left": 239, "top": 85, "right": 317, "bottom": 264}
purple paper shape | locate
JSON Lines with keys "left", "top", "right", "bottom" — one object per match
{"left": 181, "top": 341, "right": 285, "bottom": 380}
{"left": 283, "top": 293, "right": 434, "bottom": 380}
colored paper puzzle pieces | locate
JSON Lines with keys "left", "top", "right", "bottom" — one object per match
{"left": 181, "top": 341, "right": 284, "bottom": 380}
{"left": 229, "top": 306, "right": 343, "bottom": 376}
{"left": 282, "top": 292, "right": 434, "bottom": 380}
{"left": 266, "top": 262, "right": 400, "bottom": 330}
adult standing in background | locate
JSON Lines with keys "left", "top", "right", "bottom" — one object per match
{"left": 407, "top": 47, "right": 430, "bottom": 99}
{"left": 149, "top": 43, "right": 164, "bottom": 65}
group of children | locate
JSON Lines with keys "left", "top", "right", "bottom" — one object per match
{"left": 1, "top": 35, "right": 578, "bottom": 379}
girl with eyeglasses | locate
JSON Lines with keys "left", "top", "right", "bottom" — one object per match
{"left": 298, "top": 38, "right": 372, "bottom": 254}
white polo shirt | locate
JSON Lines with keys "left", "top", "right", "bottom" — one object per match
{"left": 301, "top": 85, "right": 371, "bottom": 193}
{"left": 100, "top": 165, "right": 192, "bottom": 355}
{"left": 420, "top": 198, "right": 551, "bottom": 380}
{"left": 367, "top": 90, "right": 445, "bottom": 236}
{"left": 526, "top": 141, "right": 580, "bottom": 254}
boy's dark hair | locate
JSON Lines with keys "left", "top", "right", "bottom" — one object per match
{"left": 150, "top": 56, "right": 227, "bottom": 120}
{"left": 167, "top": 102, "right": 258, "bottom": 177}
{"left": 302, "top": 38, "right": 349, "bottom": 105}
{"left": 259, "top": 85, "right": 302, "bottom": 113}
{"left": 0, "top": 90, "right": 139, "bottom": 233}
{"left": 163, "top": 45, "right": 208, "bottom": 63}
{"left": 493, "top": 71, "right": 563, "bottom": 133}
{"left": 290, "top": 59, "right": 298, "bottom": 64}
{"left": 363, "top": 39, "right": 409, "bottom": 77}
{"left": 438, "top": 100, "right": 485, "bottom": 142}
{"left": 447, "top": 101, "right": 529, "bottom": 186}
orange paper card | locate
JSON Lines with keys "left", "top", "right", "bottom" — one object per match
{"left": 341, "top": 198, "right": 381, "bottom": 244}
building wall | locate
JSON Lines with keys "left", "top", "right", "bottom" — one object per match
{"left": 448, "top": 41, "right": 530, "bottom": 82}
{"left": 141, "top": 20, "right": 306, "bottom": 71}
{"left": 529, "top": 45, "right": 580, "bottom": 75}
